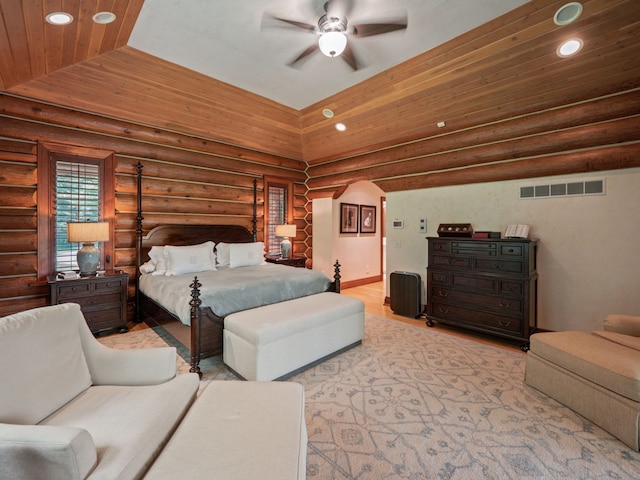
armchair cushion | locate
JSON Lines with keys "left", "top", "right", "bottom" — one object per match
{"left": 0, "top": 303, "right": 92, "bottom": 425}
{"left": 603, "top": 314, "right": 640, "bottom": 337}
{"left": 0, "top": 423, "right": 97, "bottom": 480}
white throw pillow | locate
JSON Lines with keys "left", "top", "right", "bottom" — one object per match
{"left": 229, "top": 242, "right": 266, "bottom": 268}
{"left": 164, "top": 241, "right": 217, "bottom": 276}
{"left": 148, "top": 246, "right": 168, "bottom": 275}
{"left": 216, "top": 242, "right": 230, "bottom": 267}
{"left": 139, "top": 260, "right": 156, "bottom": 274}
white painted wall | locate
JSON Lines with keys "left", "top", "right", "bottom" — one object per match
{"left": 312, "top": 181, "right": 384, "bottom": 283}
{"left": 385, "top": 168, "right": 640, "bottom": 332}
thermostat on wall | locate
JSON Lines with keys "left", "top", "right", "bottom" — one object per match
{"left": 393, "top": 219, "right": 404, "bottom": 229}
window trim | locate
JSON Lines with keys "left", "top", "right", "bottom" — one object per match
{"left": 37, "top": 141, "right": 115, "bottom": 281}
{"left": 263, "top": 175, "right": 294, "bottom": 255}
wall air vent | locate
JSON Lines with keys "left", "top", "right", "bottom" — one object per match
{"left": 520, "top": 179, "right": 605, "bottom": 199}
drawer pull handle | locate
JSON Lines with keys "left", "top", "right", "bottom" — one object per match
{"left": 498, "top": 319, "right": 512, "bottom": 327}
{"left": 508, "top": 248, "right": 514, "bottom": 253}
{"left": 437, "top": 290, "right": 449, "bottom": 297}
{"left": 499, "top": 300, "right": 511, "bottom": 308}
{"left": 437, "top": 306, "right": 449, "bottom": 314}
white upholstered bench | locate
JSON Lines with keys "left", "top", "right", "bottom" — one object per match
{"left": 223, "top": 292, "right": 365, "bottom": 381}
{"left": 144, "top": 381, "right": 307, "bottom": 480}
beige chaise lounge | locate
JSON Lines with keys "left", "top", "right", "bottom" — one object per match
{"left": 525, "top": 314, "right": 640, "bottom": 450}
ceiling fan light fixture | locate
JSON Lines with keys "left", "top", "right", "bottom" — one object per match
{"left": 319, "top": 31, "right": 347, "bottom": 57}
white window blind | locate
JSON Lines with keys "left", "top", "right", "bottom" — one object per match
{"left": 55, "top": 161, "right": 101, "bottom": 271}
{"left": 267, "top": 185, "right": 287, "bottom": 254}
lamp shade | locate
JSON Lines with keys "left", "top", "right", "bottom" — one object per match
{"left": 318, "top": 31, "right": 347, "bottom": 57}
{"left": 275, "top": 224, "right": 296, "bottom": 238}
{"left": 67, "top": 222, "right": 110, "bottom": 243}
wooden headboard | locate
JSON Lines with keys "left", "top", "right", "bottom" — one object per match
{"left": 140, "top": 224, "right": 254, "bottom": 262}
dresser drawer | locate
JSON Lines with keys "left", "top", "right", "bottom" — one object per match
{"left": 430, "top": 255, "right": 471, "bottom": 270}
{"left": 429, "top": 287, "right": 523, "bottom": 316}
{"left": 473, "top": 258, "right": 525, "bottom": 275}
{"left": 500, "top": 244, "right": 524, "bottom": 257}
{"left": 429, "top": 301, "right": 524, "bottom": 334}
{"left": 451, "top": 241, "right": 498, "bottom": 256}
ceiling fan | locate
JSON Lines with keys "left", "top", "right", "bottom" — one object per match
{"left": 263, "top": 0, "right": 408, "bottom": 70}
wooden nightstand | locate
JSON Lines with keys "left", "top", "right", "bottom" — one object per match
{"left": 264, "top": 255, "right": 307, "bottom": 268}
{"left": 48, "top": 271, "right": 129, "bottom": 335}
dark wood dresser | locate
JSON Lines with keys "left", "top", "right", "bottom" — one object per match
{"left": 48, "top": 271, "right": 129, "bottom": 335}
{"left": 426, "top": 237, "right": 538, "bottom": 350}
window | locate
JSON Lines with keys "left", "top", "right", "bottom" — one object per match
{"left": 55, "top": 161, "right": 101, "bottom": 271}
{"left": 263, "top": 176, "right": 293, "bottom": 255}
{"left": 37, "top": 142, "right": 115, "bottom": 280}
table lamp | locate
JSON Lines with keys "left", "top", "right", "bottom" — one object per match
{"left": 67, "top": 222, "right": 110, "bottom": 276}
{"left": 275, "top": 224, "right": 296, "bottom": 259}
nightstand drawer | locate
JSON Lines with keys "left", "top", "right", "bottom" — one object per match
{"left": 58, "top": 282, "right": 91, "bottom": 298}
{"left": 72, "top": 291, "right": 122, "bottom": 309}
{"left": 94, "top": 278, "right": 125, "bottom": 292}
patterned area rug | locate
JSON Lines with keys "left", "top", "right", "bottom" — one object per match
{"left": 100, "top": 315, "right": 640, "bottom": 479}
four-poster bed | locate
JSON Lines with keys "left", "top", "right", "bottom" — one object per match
{"left": 133, "top": 162, "right": 341, "bottom": 376}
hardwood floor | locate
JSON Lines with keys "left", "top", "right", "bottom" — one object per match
{"left": 342, "top": 281, "right": 526, "bottom": 354}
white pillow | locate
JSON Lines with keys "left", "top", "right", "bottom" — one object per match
{"left": 164, "top": 241, "right": 217, "bottom": 276}
{"left": 139, "top": 260, "right": 156, "bottom": 274}
{"left": 229, "top": 242, "right": 266, "bottom": 268}
{"left": 148, "top": 246, "right": 168, "bottom": 275}
{"left": 216, "top": 242, "right": 230, "bottom": 267}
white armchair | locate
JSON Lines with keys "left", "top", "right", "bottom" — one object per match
{"left": 0, "top": 303, "right": 199, "bottom": 480}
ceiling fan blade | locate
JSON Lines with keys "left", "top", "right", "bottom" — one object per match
{"left": 287, "top": 44, "right": 320, "bottom": 68}
{"left": 352, "top": 19, "right": 407, "bottom": 38}
{"left": 262, "top": 13, "right": 316, "bottom": 32}
{"left": 340, "top": 43, "right": 360, "bottom": 71}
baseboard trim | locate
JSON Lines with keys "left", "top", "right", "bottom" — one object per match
{"left": 341, "top": 275, "right": 383, "bottom": 290}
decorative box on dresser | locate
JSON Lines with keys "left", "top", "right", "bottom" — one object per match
{"left": 48, "top": 271, "right": 129, "bottom": 335}
{"left": 426, "top": 237, "right": 538, "bottom": 350}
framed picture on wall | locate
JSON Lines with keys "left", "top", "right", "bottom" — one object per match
{"left": 359, "top": 205, "right": 376, "bottom": 233}
{"left": 340, "top": 203, "right": 359, "bottom": 233}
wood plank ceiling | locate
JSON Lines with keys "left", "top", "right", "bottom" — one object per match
{"left": 1, "top": 0, "right": 639, "bottom": 194}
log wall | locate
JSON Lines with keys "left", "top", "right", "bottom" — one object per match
{"left": 0, "top": 94, "right": 309, "bottom": 317}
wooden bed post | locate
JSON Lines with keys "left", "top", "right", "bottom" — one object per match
{"left": 135, "top": 162, "right": 144, "bottom": 322}
{"left": 189, "top": 276, "right": 203, "bottom": 378}
{"left": 252, "top": 179, "right": 257, "bottom": 241}
{"left": 333, "top": 260, "right": 341, "bottom": 293}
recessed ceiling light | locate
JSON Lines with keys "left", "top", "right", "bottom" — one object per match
{"left": 335, "top": 123, "right": 346, "bottom": 132}
{"left": 554, "top": 2, "right": 583, "bottom": 26}
{"left": 93, "top": 12, "right": 116, "bottom": 24}
{"left": 322, "top": 109, "right": 334, "bottom": 118}
{"left": 557, "top": 38, "right": 583, "bottom": 57}
{"left": 45, "top": 12, "right": 73, "bottom": 25}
